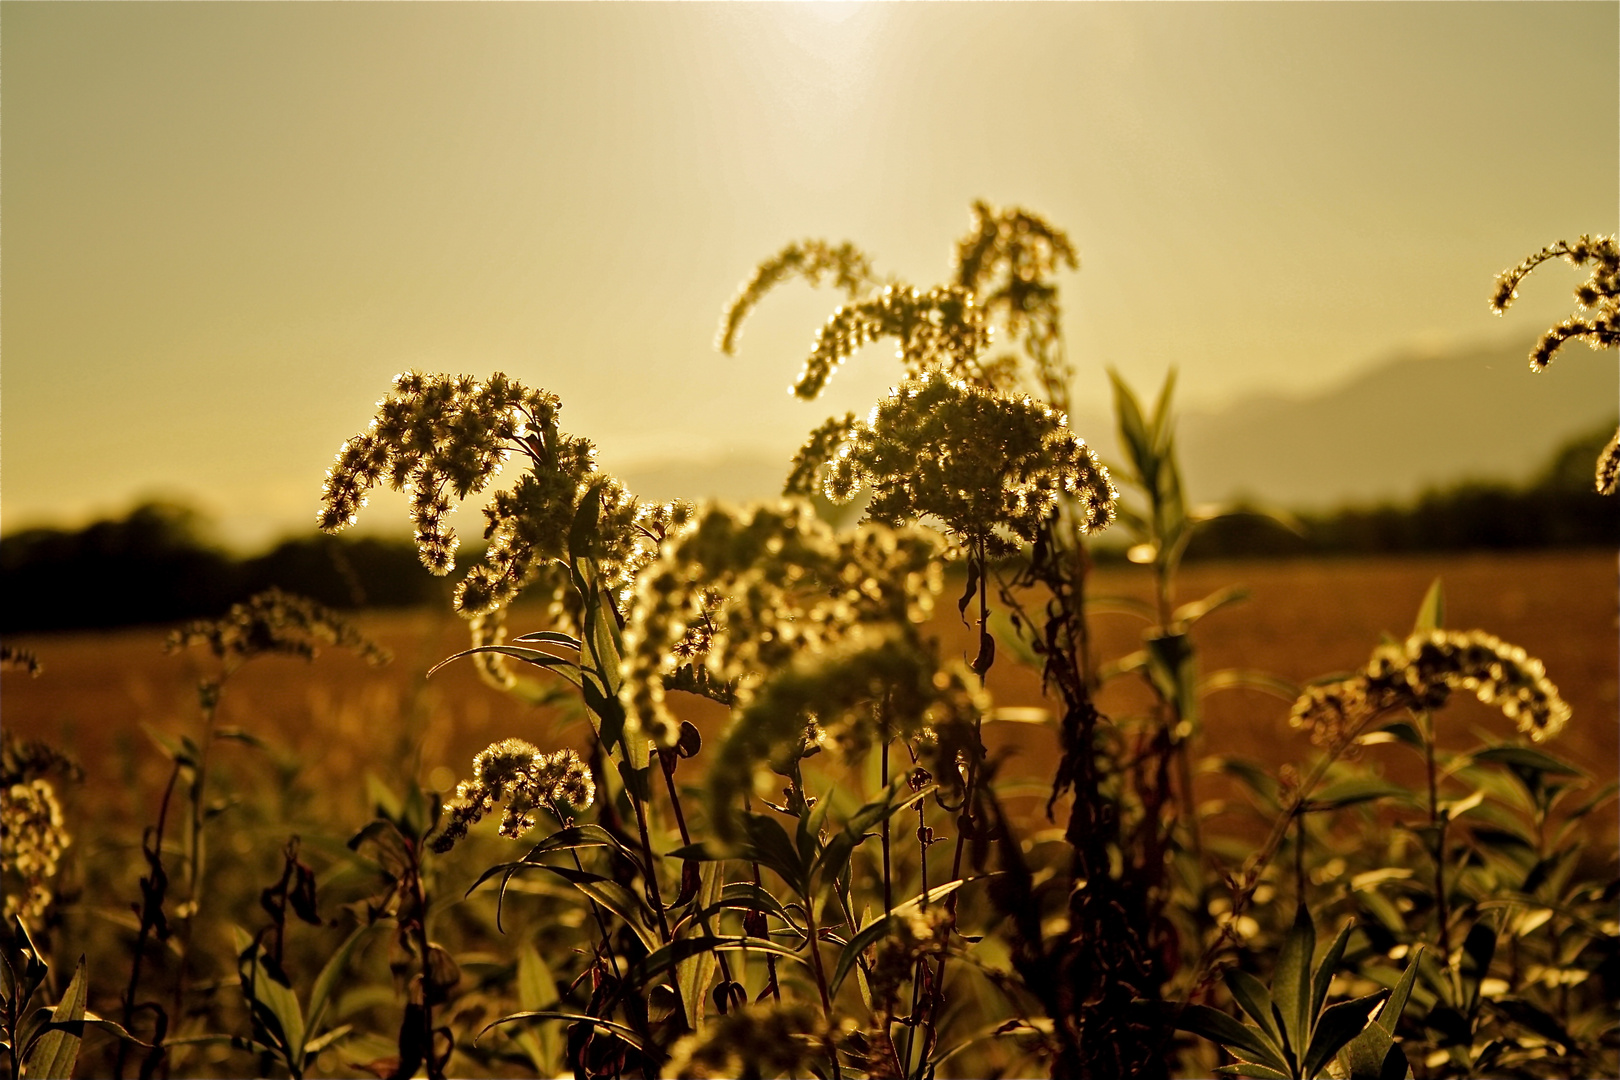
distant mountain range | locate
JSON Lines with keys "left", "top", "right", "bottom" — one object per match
{"left": 623, "top": 341, "right": 1619, "bottom": 512}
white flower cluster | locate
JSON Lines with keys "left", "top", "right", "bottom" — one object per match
{"left": 824, "top": 368, "right": 1116, "bottom": 553}
{"left": 1291, "top": 629, "right": 1571, "bottom": 746}
{"left": 433, "top": 739, "right": 595, "bottom": 852}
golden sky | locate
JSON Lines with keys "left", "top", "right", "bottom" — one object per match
{"left": 3, "top": 2, "right": 1616, "bottom": 548}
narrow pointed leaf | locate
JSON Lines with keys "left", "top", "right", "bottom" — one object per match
{"left": 1213, "top": 1063, "right": 1292, "bottom": 1080}
{"left": 305, "top": 924, "right": 375, "bottom": 1055}
{"left": 1273, "top": 904, "right": 1316, "bottom": 1066}
{"left": 24, "top": 958, "right": 86, "bottom": 1080}
{"left": 1304, "top": 994, "right": 1385, "bottom": 1078}
{"left": 1224, "top": 969, "right": 1283, "bottom": 1047}
{"left": 1175, "top": 1004, "right": 1291, "bottom": 1076}
{"left": 1412, "top": 579, "right": 1444, "bottom": 636}
{"left": 1311, "top": 920, "right": 1355, "bottom": 1020}
{"left": 479, "top": 1011, "right": 647, "bottom": 1055}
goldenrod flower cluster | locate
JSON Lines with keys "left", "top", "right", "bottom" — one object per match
{"left": 319, "top": 372, "right": 562, "bottom": 574}
{"left": 823, "top": 369, "right": 1116, "bottom": 552}
{"left": 717, "top": 239, "right": 878, "bottom": 356}
{"left": 1491, "top": 234, "right": 1619, "bottom": 495}
{"left": 1291, "top": 630, "right": 1571, "bottom": 746}
{"left": 954, "top": 200, "right": 1077, "bottom": 339}
{"left": 784, "top": 412, "right": 859, "bottom": 497}
{"left": 432, "top": 739, "right": 594, "bottom": 853}
{"left": 319, "top": 370, "right": 695, "bottom": 620}
{"left": 796, "top": 284, "right": 991, "bottom": 400}
{"left": 1, "top": 778, "right": 68, "bottom": 927}
{"left": 165, "top": 587, "right": 390, "bottom": 667}
{"left": 623, "top": 501, "right": 944, "bottom": 750}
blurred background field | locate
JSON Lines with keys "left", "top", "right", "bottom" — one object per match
{"left": 8, "top": 546, "right": 1613, "bottom": 890}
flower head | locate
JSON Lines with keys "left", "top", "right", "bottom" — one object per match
{"left": 432, "top": 740, "right": 594, "bottom": 852}
{"left": 822, "top": 368, "right": 1116, "bottom": 552}
{"left": 1291, "top": 629, "right": 1570, "bottom": 746}
{"left": 165, "top": 588, "right": 390, "bottom": 667}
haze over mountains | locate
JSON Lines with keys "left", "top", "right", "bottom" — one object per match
{"left": 623, "top": 340, "right": 1619, "bottom": 511}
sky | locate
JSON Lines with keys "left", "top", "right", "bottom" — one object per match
{"left": 3, "top": 2, "right": 1616, "bottom": 550}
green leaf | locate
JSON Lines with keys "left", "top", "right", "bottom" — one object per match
{"left": 1109, "top": 368, "right": 1155, "bottom": 487}
{"left": 212, "top": 726, "right": 270, "bottom": 749}
{"left": 1458, "top": 921, "right": 1496, "bottom": 1015}
{"left": 478, "top": 1011, "right": 647, "bottom": 1056}
{"left": 629, "top": 936, "right": 807, "bottom": 992}
{"left": 1304, "top": 994, "right": 1385, "bottom": 1078}
{"left": 1174, "top": 585, "right": 1250, "bottom": 628}
{"left": 24, "top": 957, "right": 86, "bottom": 1080}
{"left": 1308, "top": 779, "right": 1412, "bottom": 812}
{"left": 1336, "top": 948, "right": 1422, "bottom": 1080}
{"left": 1224, "top": 969, "right": 1282, "bottom": 1047}
{"left": 1198, "top": 669, "right": 1303, "bottom": 703}
{"left": 1213, "top": 1062, "right": 1292, "bottom": 1080}
{"left": 234, "top": 927, "right": 304, "bottom": 1064}
{"left": 676, "top": 862, "right": 726, "bottom": 1033}
{"left": 305, "top": 924, "right": 375, "bottom": 1057}
{"left": 814, "top": 781, "right": 931, "bottom": 892}
{"left": 830, "top": 914, "right": 896, "bottom": 996}
{"left": 513, "top": 868, "right": 662, "bottom": 954}
{"left": 1082, "top": 595, "right": 1159, "bottom": 622}
{"left": 1273, "top": 904, "right": 1316, "bottom": 1067}
{"left": 1311, "top": 920, "right": 1354, "bottom": 1021}
{"left": 682, "top": 812, "right": 808, "bottom": 897}
{"left": 1175, "top": 1004, "right": 1291, "bottom": 1076}
{"left": 514, "top": 943, "right": 560, "bottom": 1075}
{"left": 893, "top": 877, "right": 971, "bottom": 917}
{"left": 1149, "top": 367, "right": 1178, "bottom": 444}
{"left": 1412, "top": 578, "right": 1445, "bottom": 636}
{"left": 511, "top": 630, "right": 585, "bottom": 650}
{"left": 428, "top": 646, "right": 583, "bottom": 689}
{"left": 1469, "top": 746, "right": 1585, "bottom": 778}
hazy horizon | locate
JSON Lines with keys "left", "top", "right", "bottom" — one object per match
{"left": 4, "top": 3, "right": 1616, "bottom": 548}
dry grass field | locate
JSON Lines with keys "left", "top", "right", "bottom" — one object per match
{"left": 7, "top": 548, "right": 1614, "bottom": 859}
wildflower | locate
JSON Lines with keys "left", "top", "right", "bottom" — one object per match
{"left": 622, "top": 501, "right": 943, "bottom": 749}
{"left": 320, "top": 371, "right": 695, "bottom": 623}
{"left": 794, "top": 284, "right": 991, "bottom": 400}
{"left": 953, "top": 200, "right": 1080, "bottom": 411}
{"left": 1491, "top": 234, "right": 1619, "bottom": 494}
{"left": 432, "top": 740, "right": 594, "bottom": 852}
{"left": 784, "top": 412, "right": 858, "bottom": 497}
{"left": 165, "top": 588, "right": 390, "bottom": 668}
{"left": 1291, "top": 629, "right": 1570, "bottom": 746}
{"left": 1, "top": 778, "right": 69, "bottom": 927}
{"left": 717, "top": 239, "right": 878, "bottom": 356}
{"left": 822, "top": 368, "right": 1116, "bottom": 552}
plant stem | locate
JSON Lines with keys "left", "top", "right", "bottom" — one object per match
{"left": 115, "top": 759, "right": 182, "bottom": 1080}
{"left": 802, "top": 895, "right": 843, "bottom": 1080}
{"left": 881, "top": 705, "right": 892, "bottom": 918}
{"left": 628, "top": 778, "right": 685, "bottom": 1024}
{"left": 660, "top": 759, "right": 736, "bottom": 1002}
{"left": 1423, "top": 711, "right": 1453, "bottom": 968}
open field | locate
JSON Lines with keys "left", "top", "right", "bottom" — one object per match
{"left": 4, "top": 546, "right": 1615, "bottom": 1077}
{"left": 8, "top": 547, "right": 1615, "bottom": 846}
